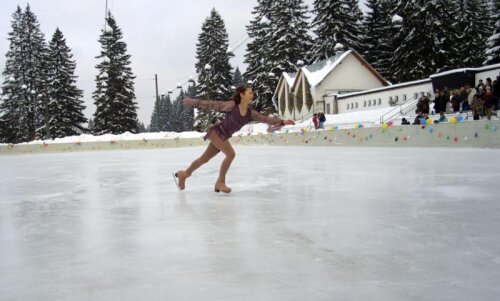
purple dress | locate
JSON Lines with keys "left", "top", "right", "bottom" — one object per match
{"left": 183, "top": 98, "right": 285, "bottom": 141}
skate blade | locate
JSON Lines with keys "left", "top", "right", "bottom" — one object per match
{"left": 172, "top": 172, "right": 181, "bottom": 191}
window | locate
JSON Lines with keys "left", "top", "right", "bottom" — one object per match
{"left": 355, "top": 102, "right": 358, "bottom": 109}
{"left": 414, "top": 93, "right": 418, "bottom": 99}
{"left": 326, "top": 103, "right": 331, "bottom": 114}
{"left": 403, "top": 94, "right": 407, "bottom": 101}
{"left": 364, "top": 100, "right": 366, "bottom": 107}
{"left": 373, "top": 99, "right": 376, "bottom": 106}
{"left": 395, "top": 96, "right": 399, "bottom": 104}
{"left": 368, "top": 100, "right": 372, "bottom": 106}
{"left": 378, "top": 99, "right": 381, "bottom": 105}
{"left": 347, "top": 104, "right": 350, "bottom": 110}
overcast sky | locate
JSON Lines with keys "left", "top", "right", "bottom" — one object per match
{"left": 0, "top": 0, "right": 364, "bottom": 126}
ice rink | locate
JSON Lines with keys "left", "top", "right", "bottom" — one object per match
{"left": 1, "top": 146, "right": 500, "bottom": 300}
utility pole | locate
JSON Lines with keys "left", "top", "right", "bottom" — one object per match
{"left": 155, "top": 74, "right": 160, "bottom": 131}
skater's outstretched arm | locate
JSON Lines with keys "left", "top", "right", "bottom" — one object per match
{"left": 251, "top": 110, "right": 295, "bottom": 132}
{"left": 183, "top": 97, "right": 235, "bottom": 112}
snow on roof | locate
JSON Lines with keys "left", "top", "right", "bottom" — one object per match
{"left": 282, "top": 72, "right": 296, "bottom": 87}
{"left": 335, "top": 78, "right": 431, "bottom": 98}
{"left": 429, "top": 63, "right": 500, "bottom": 78}
{"left": 301, "top": 50, "right": 351, "bottom": 88}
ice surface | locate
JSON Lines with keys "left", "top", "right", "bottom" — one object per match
{"left": 1, "top": 146, "right": 500, "bottom": 300}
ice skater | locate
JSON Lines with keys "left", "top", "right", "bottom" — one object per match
{"left": 174, "top": 86, "right": 295, "bottom": 193}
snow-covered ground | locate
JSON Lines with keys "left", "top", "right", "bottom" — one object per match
{"left": 4, "top": 106, "right": 409, "bottom": 145}
{"left": 1, "top": 146, "right": 499, "bottom": 300}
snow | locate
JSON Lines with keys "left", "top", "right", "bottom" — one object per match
{"left": 301, "top": 51, "right": 351, "bottom": 88}
{"left": 5, "top": 107, "right": 400, "bottom": 146}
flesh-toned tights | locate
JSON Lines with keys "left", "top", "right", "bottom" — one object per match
{"left": 185, "top": 131, "right": 235, "bottom": 184}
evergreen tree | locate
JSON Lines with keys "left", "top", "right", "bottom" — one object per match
{"left": 171, "top": 90, "right": 185, "bottom": 132}
{"left": 392, "top": 0, "right": 461, "bottom": 82}
{"left": 310, "top": 0, "right": 364, "bottom": 62}
{"left": 232, "top": 67, "right": 244, "bottom": 87}
{"left": 161, "top": 93, "right": 173, "bottom": 131}
{"left": 245, "top": 0, "right": 312, "bottom": 113}
{"left": 137, "top": 121, "right": 147, "bottom": 133}
{"left": 456, "top": 0, "right": 491, "bottom": 67}
{"left": 484, "top": 0, "right": 500, "bottom": 65}
{"left": 363, "top": 0, "right": 397, "bottom": 82}
{"left": 93, "top": 12, "right": 138, "bottom": 135}
{"left": 88, "top": 118, "right": 94, "bottom": 132}
{"left": 45, "top": 28, "right": 87, "bottom": 138}
{"left": 0, "top": 5, "right": 48, "bottom": 143}
{"left": 182, "top": 85, "right": 196, "bottom": 131}
{"left": 194, "top": 9, "right": 234, "bottom": 131}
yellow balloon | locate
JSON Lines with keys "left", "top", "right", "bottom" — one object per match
{"left": 450, "top": 117, "right": 457, "bottom": 124}
{"left": 382, "top": 124, "right": 389, "bottom": 129}
{"left": 426, "top": 118, "right": 433, "bottom": 125}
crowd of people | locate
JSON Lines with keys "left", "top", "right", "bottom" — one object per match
{"left": 413, "top": 74, "right": 500, "bottom": 124}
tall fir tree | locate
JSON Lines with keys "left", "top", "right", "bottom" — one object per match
{"left": 194, "top": 9, "right": 234, "bottom": 131}
{"left": 150, "top": 93, "right": 172, "bottom": 132}
{"left": 363, "top": 0, "right": 397, "bottom": 82}
{"left": 171, "top": 90, "right": 186, "bottom": 132}
{"left": 45, "top": 28, "right": 87, "bottom": 138}
{"left": 93, "top": 12, "right": 138, "bottom": 135}
{"left": 244, "top": 0, "right": 274, "bottom": 111}
{"left": 484, "top": 0, "right": 500, "bottom": 65}
{"left": 457, "top": 0, "right": 491, "bottom": 67}
{"left": 310, "top": 0, "right": 364, "bottom": 62}
{"left": 392, "top": 0, "right": 461, "bottom": 82}
{"left": 0, "top": 5, "right": 48, "bottom": 143}
{"left": 245, "top": 0, "right": 312, "bottom": 113}
{"left": 232, "top": 67, "right": 244, "bottom": 87}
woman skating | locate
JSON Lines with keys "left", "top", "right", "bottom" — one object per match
{"left": 175, "top": 86, "right": 295, "bottom": 193}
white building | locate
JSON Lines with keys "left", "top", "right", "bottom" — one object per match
{"left": 274, "top": 51, "right": 500, "bottom": 121}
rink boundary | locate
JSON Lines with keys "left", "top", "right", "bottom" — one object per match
{"left": 1, "top": 120, "right": 499, "bottom": 155}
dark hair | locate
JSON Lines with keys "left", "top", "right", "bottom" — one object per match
{"left": 232, "top": 86, "right": 251, "bottom": 104}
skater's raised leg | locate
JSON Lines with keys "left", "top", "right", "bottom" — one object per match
{"left": 176, "top": 142, "right": 219, "bottom": 190}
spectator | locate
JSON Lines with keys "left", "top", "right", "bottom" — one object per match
{"left": 459, "top": 86, "right": 469, "bottom": 111}
{"left": 484, "top": 87, "right": 494, "bottom": 120}
{"left": 401, "top": 118, "right": 410, "bottom": 125}
{"left": 486, "top": 77, "right": 493, "bottom": 91}
{"left": 471, "top": 94, "right": 484, "bottom": 120}
{"left": 451, "top": 90, "right": 460, "bottom": 112}
{"left": 477, "top": 79, "right": 485, "bottom": 91}
{"left": 443, "top": 87, "right": 450, "bottom": 113}
{"left": 413, "top": 111, "right": 424, "bottom": 124}
{"left": 438, "top": 112, "right": 448, "bottom": 123}
{"left": 312, "top": 113, "right": 319, "bottom": 129}
{"left": 493, "top": 75, "right": 499, "bottom": 110}
{"left": 467, "top": 87, "right": 476, "bottom": 111}
{"left": 433, "top": 88, "right": 441, "bottom": 114}
{"left": 318, "top": 112, "right": 326, "bottom": 129}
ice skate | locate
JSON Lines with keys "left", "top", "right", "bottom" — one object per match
{"left": 174, "top": 170, "right": 188, "bottom": 191}
{"left": 214, "top": 182, "right": 231, "bottom": 193}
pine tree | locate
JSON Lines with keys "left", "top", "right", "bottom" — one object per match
{"left": 310, "top": 0, "right": 364, "bottom": 62}
{"left": 232, "top": 67, "right": 244, "bottom": 87}
{"left": 392, "top": 0, "right": 461, "bottom": 82}
{"left": 363, "top": 0, "right": 397, "bottom": 82}
{"left": 456, "top": 0, "right": 491, "bottom": 67}
{"left": 45, "top": 28, "right": 87, "bottom": 138}
{"left": 160, "top": 93, "right": 173, "bottom": 131}
{"left": 93, "top": 12, "right": 138, "bottom": 135}
{"left": 0, "top": 5, "right": 48, "bottom": 143}
{"left": 244, "top": 0, "right": 274, "bottom": 112}
{"left": 245, "top": 0, "right": 312, "bottom": 113}
{"left": 171, "top": 90, "right": 186, "bottom": 132}
{"left": 194, "top": 9, "right": 234, "bottom": 131}
{"left": 484, "top": 0, "right": 500, "bottom": 65}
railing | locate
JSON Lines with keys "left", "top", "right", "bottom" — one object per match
{"left": 379, "top": 96, "right": 419, "bottom": 124}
